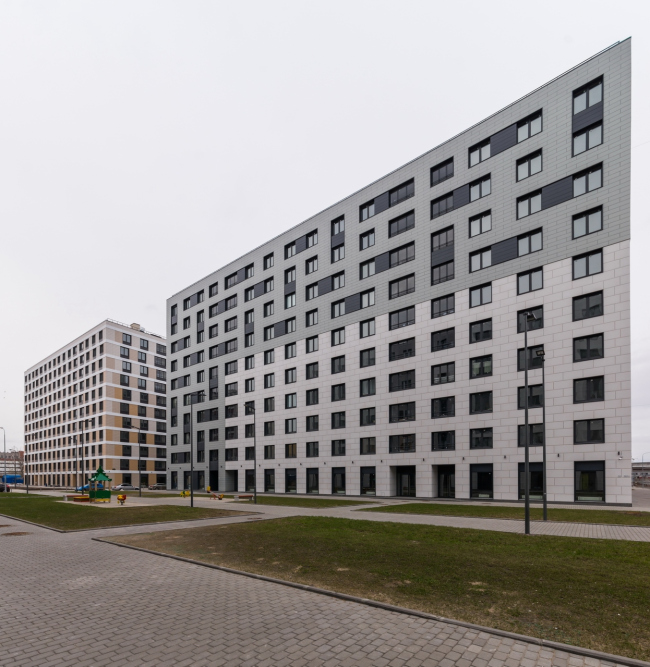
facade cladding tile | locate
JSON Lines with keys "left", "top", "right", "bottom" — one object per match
{"left": 166, "top": 40, "right": 631, "bottom": 503}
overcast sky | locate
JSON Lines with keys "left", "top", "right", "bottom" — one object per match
{"left": 1, "top": 0, "right": 648, "bottom": 458}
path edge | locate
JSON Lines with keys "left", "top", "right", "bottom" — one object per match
{"left": 94, "top": 536, "right": 649, "bottom": 667}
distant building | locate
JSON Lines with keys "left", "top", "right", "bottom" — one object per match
{"left": 24, "top": 320, "right": 168, "bottom": 488}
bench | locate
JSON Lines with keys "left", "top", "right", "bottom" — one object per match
{"left": 234, "top": 494, "right": 253, "bottom": 501}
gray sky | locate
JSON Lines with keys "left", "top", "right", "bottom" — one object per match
{"left": 1, "top": 0, "right": 648, "bottom": 458}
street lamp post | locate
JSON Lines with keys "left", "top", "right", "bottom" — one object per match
{"left": 536, "top": 348, "right": 548, "bottom": 521}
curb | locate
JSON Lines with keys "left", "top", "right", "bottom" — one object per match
{"left": 0, "top": 511, "right": 257, "bottom": 534}
{"left": 94, "top": 536, "right": 649, "bottom": 667}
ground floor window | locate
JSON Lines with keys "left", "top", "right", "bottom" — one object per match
{"left": 395, "top": 466, "right": 416, "bottom": 497}
{"left": 437, "top": 465, "right": 455, "bottom": 498}
{"left": 285, "top": 468, "right": 297, "bottom": 493}
{"left": 518, "top": 462, "right": 543, "bottom": 500}
{"left": 171, "top": 471, "right": 178, "bottom": 489}
{"left": 245, "top": 469, "right": 255, "bottom": 493}
{"left": 360, "top": 466, "right": 376, "bottom": 495}
{"left": 307, "top": 468, "right": 319, "bottom": 494}
{"left": 575, "top": 461, "right": 605, "bottom": 502}
{"left": 264, "top": 469, "right": 275, "bottom": 493}
{"left": 470, "top": 464, "right": 493, "bottom": 499}
{"left": 332, "top": 467, "right": 346, "bottom": 494}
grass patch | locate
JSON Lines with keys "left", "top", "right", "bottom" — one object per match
{"left": 236, "top": 496, "right": 376, "bottom": 509}
{"left": 0, "top": 494, "right": 246, "bottom": 530}
{"left": 111, "top": 516, "right": 650, "bottom": 661}
{"left": 360, "top": 503, "right": 650, "bottom": 526}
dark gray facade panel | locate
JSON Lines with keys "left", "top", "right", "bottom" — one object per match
{"left": 331, "top": 231, "right": 345, "bottom": 248}
{"left": 541, "top": 177, "right": 574, "bottom": 210}
{"left": 374, "top": 192, "right": 390, "bottom": 215}
{"left": 318, "top": 276, "right": 333, "bottom": 295}
{"left": 209, "top": 461, "right": 219, "bottom": 471}
{"left": 375, "top": 251, "right": 391, "bottom": 273}
{"left": 284, "top": 280, "right": 296, "bottom": 295}
{"left": 236, "top": 268, "right": 247, "bottom": 284}
{"left": 197, "top": 322, "right": 204, "bottom": 333}
{"left": 431, "top": 244, "right": 455, "bottom": 267}
{"left": 216, "top": 343, "right": 226, "bottom": 357}
{"left": 345, "top": 293, "right": 361, "bottom": 313}
{"left": 490, "top": 124, "right": 518, "bottom": 156}
{"left": 209, "top": 378, "right": 218, "bottom": 388}
{"left": 453, "top": 184, "right": 470, "bottom": 209}
{"left": 572, "top": 101, "right": 603, "bottom": 133}
{"left": 253, "top": 281, "right": 265, "bottom": 298}
{"left": 295, "top": 235, "right": 308, "bottom": 254}
{"left": 492, "top": 237, "right": 519, "bottom": 265}
{"left": 274, "top": 321, "right": 286, "bottom": 337}
{"left": 244, "top": 322, "right": 254, "bottom": 334}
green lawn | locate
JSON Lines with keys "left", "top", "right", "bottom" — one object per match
{"left": 238, "top": 496, "right": 376, "bottom": 508}
{"left": 0, "top": 494, "right": 245, "bottom": 530}
{"left": 360, "top": 502, "right": 650, "bottom": 526}
{"left": 111, "top": 516, "right": 650, "bottom": 661}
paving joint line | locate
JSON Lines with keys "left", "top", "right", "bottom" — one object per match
{"left": 94, "top": 535, "right": 650, "bottom": 667}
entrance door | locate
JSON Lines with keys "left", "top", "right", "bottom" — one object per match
{"left": 396, "top": 466, "right": 416, "bottom": 497}
{"left": 306, "top": 468, "right": 319, "bottom": 494}
{"left": 285, "top": 468, "right": 297, "bottom": 493}
{"left": 470, "top": 464, "right": 493, "bottom": 498}
{"left": 360, "top": 467, "right": 376, "bottom": 496}
{"left": 183, "top": 471, "right": 191, "bottom": 490}
{"left": 264, "top": 469, "right": 275, "bottom": 493}
{"left": 332, "top": 467, "right": 346, "bottom": 494}
{"left": 245, "top": 469, "right": 255, "bottom": 493}
{"left": 438, "top": 465, "right": 455, "bottom": 498}
{"left": 518, "top": 462, "right": 543, "bottom": 500}
{"left": 209, "top": 470, "right": 219, "bottom": 491}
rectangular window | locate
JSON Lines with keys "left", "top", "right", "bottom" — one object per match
{"left": 360, "top": 377, "right": 375, "bottom": 397}
{"left": 431, "top": 226, "right": 454, "bottom": 252}
{"left": 360, "top": 258, "right": 376, "bottom": 279}
{"left": 390, "top": 242, "right": 415, "bottom": 268}
{"left": 264, "top": 278, "right": 274, "bottom": 293}
{"left": 432, "top": 260, "right": 454, "bottom": 285}
{"left": 306, "top": 442, "right": 319, "bottom": 457}
{"left": 284, "top": 266, "right": 296, "bottom": 284}
{"left": 331, "top": 412, "right": 346, "bottom": 429}
{"left": 263, "top": 253, "right": 274, "bottom": 270}
{"left": 361, "top": 289, "right": 375, "bottom": 308}
{"left": 285, "top": 393, "right": 297, "bottom": 409}
{"left": 389, "top": 306, "right": 415, "bottom": 330}
{"left": 470, "top": 283, "right": 492, "bottom": 308}
{"left": 360, "top": 318, "right": 375, "bottom": 338}
{"left": 469, "top": 319, "right": 492, "bottom": 343}
{"left": 573, "top": 291, "right": 603, "bottom": 321}
{"left": 331, "top": 299, "right": 345, "bottom": 318}
{"left": 573, "top": 207, "right": 603, "bottom": 239}
{"left": 389, "top": 274, "right": 415, "bottom": 300}
{"left": 389, "top": 337, "right": 415, "bottom": 361}
{"left": 331, "top": 327, "right": 345, "bottom": 346}
{"left": 264, "top": 445, "right": 275, "bottom": 459}
{"left": 389, "top": 401, "right": 415, "bottom": 422}
{"left": 517, "top": 191, "right": 542, "bottom": 219}
{"left": 432, "top": 430, "right": 455, "bottom": 451}
{"left": 331, "top": 439, "right": 346, "bottom": 456}
{"left": 285, "top": 367, "right": 297, "bottom": 384}
{"left": 574, "top": 419, "right": 605, "bottom": 444}
{"left": 574, "top": 334, "right": 604, "bottom": 362}
{"left": 469, "top": 139, "right": 490, "bottom": 167}
{"left": 244, "top": 287, "right": 254, "bottom": 301}
{"left": 306, "top": 335, "right": 319, "bottom": 353}
{"left": 389, "top": 434, "right": 416, "bottom": 453}
{"left": 517, "top": 111, "right": 543, "bottom": 142}
{"left": 573, "top": 77, "right": 603, "bottom": 114}
{"left": 331, "top": 383, "right": 346, "bottom": 401}
{"left": 225, "top": 426, "right": 238, "bottom": 441}
{"left": 225, "top": 295, "right": 237, "bottom": 311}
{"left": 244, "top": 378, "right": 255, "bottom": 393}
{"left": 360, "top": 199, "right": 375, "bottom": 221}
{"left": 389, "top": 370, "right": 415, "bottom": 392}
{"left": 470, "top": 391, "right": 492, "bottom": 414}
{"left": 306, "top": 362, "right": 319, "bottom": 380}
{"left": 224, "top": 316, "right": 237, "bottom": 333}
{"left": 517, "top": 151, "right": 542, "bottom": 181}
{"left": 469, "top": 211, "right": 491, "bottom": 238}
{"left": 430, "top": 157, "right": 454, "bottom": 186}
{"left": 360, "top": 437, "right": 376, "bottom": 455}
{"left": 360, "top": 407, "right": 375, "bottom": 426}
{"left": 573, "top": 250, "right": 603, "bottom": 280}
{"left": 284, "top": 293, "right": 296, "bottom": 309}
{"left": 285, "top": 418, "right": 297, "bottom": 434}
{"left": 264, "top": 397, "right": 275, "bottom": 412}
{"left": 517, "top": 384, "right": 544, "bottom": 409}
{"left": 263, "top": 301, "right": 274, "bottom": 317}
{"left": 574, "top": 376, "right": 604, "bottom": 403}
{"left": 470, "top": 355, "right": 492, "bottom": 378}
{"left": 245, "top": 332, "right": 255, "bottom": 348}
{"left": 331, "top": 216, "right": 345, "bottom": 236}
{"left": 518, "top": 230, "right": 543, "bottom": 257}
{"left": 331, "top": 244, "right": 345, "bottom": 263}
{"left": 470, "top": 428, "right": 493, "bottom": 449}
{"left": 574, "top": 165, "right": 602, "bottom": 197}
{"left": 285, "top": 443, "right": 297, "bottom": 458}
{"left": 388, "top": 179, "right": 414, "bottom": 207}
{"left": 331, "top": 355, "right": 345, "bottom": 374}
{"left": 306, "top": 256, "right": 318, "bottom": 274}
{"left": 518, "top": 424, "right": 545, "bottom": 447}
{"left": 517, "top": 345, "right": 544, "bottom": 371}
{"left": 306, "top": 282, "right": 319, "bottom": 301}
{"left": 518, "top": 268, "right": 543, "bottom": 294}
{"left": 263, "top": 325, "right": 275, "bottom": 342}
{"left": 285, "top": 342, "right": 296, "bottom": 359}
{"left": 360, "top": 229, "right": 375, "bottom": 250}
{"left": 470, "top": 175, "right": 491, "bottom": 201}
{"left": 306, "top": 388, "right": 319, "bottom": 405}
{"left": 573, "top": 122, "right": 603, "bottom": 156}
{"left": 389, "top": 211, "right": 415, "bottom": 238}
{"left": 432, "top": 294, "right": 455, "bottom": 319}
{"left": 469, "top": 248, "right": 491, "bottom": 273}
{"left": 209, "top": 282, "right": 218, "bottom": 297}
{"left": 431, "top": 192, "right": 453, "bottom": 219}
{"left": 360, "top": 348, "right": 375, "bottom": 368}
{"left": 306, "top": 230, "right": 318, "bottom": 247}
{"left": 431, "top": 328, "right": 455, "bottom": 352}
{"left": 306, "top": 309, "right": 318, "bottom": 327}
{"left": 306, "top": 415, "right": 319, "bottom": 432}
{"left": 517, "top": 306, "right": 543, "bottom": 332}
{"left": 264, "top": 373, "right": 275, "bottom": 389}
{"left": 264, "top": 350, "right": 275, "bottom": 365}
{"left": 431, "top": 362, "right": 455, "bottom": 385}
{"left": 209, "top": 324, "right": 218, "bottom": 339}
{"left": 285, "top": 242, "right": 296, "bottom": 259}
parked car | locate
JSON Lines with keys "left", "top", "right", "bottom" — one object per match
{"left": 111, "top": 483, "right": 139, "bottom": 491}
{"left": 148, "top": 483, "right": 166, "bottom": 490}
{"left": 0, "top": 483, "right": 10, "bottom": 492}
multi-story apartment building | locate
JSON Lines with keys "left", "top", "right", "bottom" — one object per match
{"left": 167, "top": 40, "right": 631, "bottom": 504}
{"left": 24, "top": 320, "right": 168, "bottom": 488}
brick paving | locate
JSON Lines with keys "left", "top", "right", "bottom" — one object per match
{"left": 0, "top": 515, "right": 635, "bottom": 667}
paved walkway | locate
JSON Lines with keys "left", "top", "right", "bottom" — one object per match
{"left": 0, "top": 514, "right": 634, "bottom": 667}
